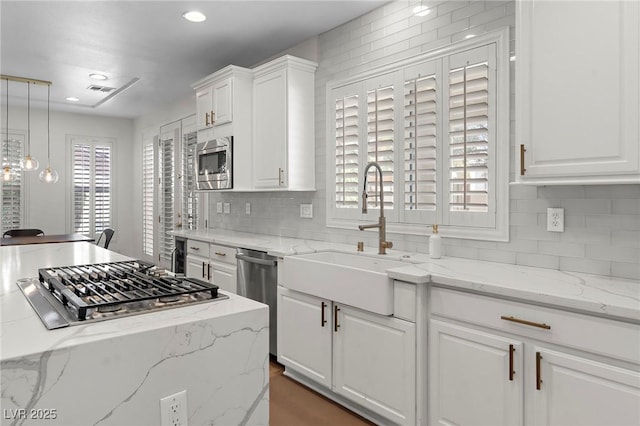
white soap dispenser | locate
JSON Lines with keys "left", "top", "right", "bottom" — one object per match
{"left": 429, "top": 224, "right": 442, "bottom": 259}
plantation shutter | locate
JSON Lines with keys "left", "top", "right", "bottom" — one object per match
{"left": 71, "top": 137, "right": 113, "bottom": 236}
{"left": 446, "top": 44, "right": 496, "bottom": 228}
{"left": 366, "top": 83, "right": 394, "bottom": 210}
{"left": 1, "top": 133, "right": 24, "bottom": 233}
{"left": 158, "top": 128, "right": 176, "bottom": 266}
{"left": 182, "top": 129, "right": 198, "bottom": 230}
{"left": 142, "top": 142, "right": 154, "bottom": 256}
{"left": 404, "top": 72, "right": 438, "bottom": 220}
{"left": 72, "top": 144, "right": 92, "bottom": 234}
{"left": 335, "top": 93, "right": 360, "bottom": 209}
{"left": 94, "top": 145, "right": 111, "bottom": 233}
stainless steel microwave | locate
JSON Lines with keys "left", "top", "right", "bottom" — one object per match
{"left": 196, "top": 136, "right": 232, "bottom": 190}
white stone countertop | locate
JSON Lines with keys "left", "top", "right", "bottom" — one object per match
{"left": 174, "top": 229, "right": 640, "bottom": 323}
{"left": 0, "top": 242, "right": 268, "bottom": 362}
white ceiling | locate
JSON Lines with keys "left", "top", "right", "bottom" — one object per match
{"left": 0, "top": 0, "right": 387, "bottom": 119}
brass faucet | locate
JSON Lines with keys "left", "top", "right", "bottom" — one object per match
{"left": 358, "top": 162, "right": 393, "bottom": 255}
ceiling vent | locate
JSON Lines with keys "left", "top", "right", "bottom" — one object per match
{"left": 87, "top": 84, "right": 115, "bottom": 93}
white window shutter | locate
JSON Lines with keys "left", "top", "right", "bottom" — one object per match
{"left": 182, "top": 129, "right": 198, "bottom": 230}
{"left": 142, "top": 143, "right": 154, "bottom": 256}
{"left": 366, "top": 84, "right": 395, "bottom": 210}
{"left": 158, "top": 131, "right": 175, "bottom": 266}
{"left": 335, "top": 94, "right": 360, "bottom": 209}
{"left": 1, "top": 133, "right": 25, "bottom": 233}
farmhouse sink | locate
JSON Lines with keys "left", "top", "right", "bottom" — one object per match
{"left": 282, "top": 251, "right": 407, "bottom": 315}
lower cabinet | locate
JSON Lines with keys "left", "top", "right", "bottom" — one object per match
{"left": 429, "top": 287, "right": 640, "bottom": 426}
{"left": 185, "top": 241, "right": 237, "bottom": 294}
{"left": 278, "top": 286, "right": 416, "bottom": 425}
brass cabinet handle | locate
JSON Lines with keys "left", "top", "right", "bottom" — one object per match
{"left": 509, "top": 344, "right": 515, "bottom": 381}
{"left": 278, "top": 168, "right": 284, "bottom": 186}
{"left": 210, "top": 110, "right": 215, "bottom": 125}
{"left": 321, "top": 302, "right": 327, "bottom": 327}
{"left": 205, "top": 112, "right": 210, "bottom": 126}
{"left": 190, "top": 246, "right": 200, "bottom": 251}
{"left": 520, "top": 144, "right": 526, "bottom": 176}
{"left": 536, "top": 352, "right": 543, "bottom": 390}
{"left": 334, "top": 305, "right": 340, "bottom": 332}
{"left": 214, "top": 252, "right": 226, "bottom": 257}
{"left": 501, "top": 315, "right": 551, "bottom": 330}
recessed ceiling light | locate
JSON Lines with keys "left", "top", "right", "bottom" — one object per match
{"left": 89, "top": 73, "right": 108, "bottom": 81}
{"left": 182, "top": 11, "right": 206, "bottom": 23}
{"left": 66, "top": 97, "right": 80, "bottom": 102}
{"left": 412, "top": 5, "right": 431, "bottom": 17}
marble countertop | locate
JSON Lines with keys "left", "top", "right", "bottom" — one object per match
{"left": 175, "top": 229, "right": 640, "bottom": 323}
{"left": 0, "top": 242, "right": 268, "bottom": 362}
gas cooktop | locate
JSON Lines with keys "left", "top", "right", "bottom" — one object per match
{"left": 18, "top": 260, "right": 228, "bottom": 329}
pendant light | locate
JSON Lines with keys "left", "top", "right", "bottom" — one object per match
{"left": 3, "top": 79, "right": 12, "bottom": 182}
{"left": 20, "top": 82, "right": 39, "bottom": 171}
{"left": 39, "top": 84, "right": 58, "bottom": 183}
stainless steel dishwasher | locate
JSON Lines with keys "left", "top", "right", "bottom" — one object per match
{"left": 236, "top": 248, "right": 278, "bottom": 355}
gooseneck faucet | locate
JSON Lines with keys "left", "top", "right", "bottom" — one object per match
{"left": 358, "top": 162, "right": 393, "bottom": 255}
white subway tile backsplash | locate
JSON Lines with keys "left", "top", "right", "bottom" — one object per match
{"left": 208, "top": 0, "right": 639, "bottom": 280}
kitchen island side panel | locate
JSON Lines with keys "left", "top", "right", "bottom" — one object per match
{"left": 1, "top": 307, "right": 269, "bottom": 426}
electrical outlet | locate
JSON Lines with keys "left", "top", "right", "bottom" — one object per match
{"left": 223, "top": 203, "right": 230, "bottom": 214}
{"left": 300, "top": 204, "right": 313, "bottom": 219}
{"left": 245, "top": 203, "right": 251, "bottom": 215}
{"left": 160, "top": 390, "right": 188, "bottom": 426}
{"left": 547, "top": 208, "right": 564, "bottom": 232}
{"left": 216, "top": 202, "right": 222, "bottom": 214}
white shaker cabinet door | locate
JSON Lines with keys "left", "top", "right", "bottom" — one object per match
{"left": 516, "top": 0, "right": 640, "bottom": 184}
{"left": 212, "top": 77, "right": 233, "bottom": 126}
{"left": 195, "top": 86, "right": 213, "bottom": 131}
{"left": 429, "top": 319, "right": 524, "bottom": 426}
{"left": 333, "top": 305, "right": 416, "bottom": 426}
{"left": 186, "top": 254, "right": 208, "bottom": 282}
{"left": 210, "top": 261, "right": 236, "bottom": 294}
{"left": 277, "top": 287, "right": 332, "bottom": 388}
{"left": 529, "top": 347, "right": 640, "bottom": 426}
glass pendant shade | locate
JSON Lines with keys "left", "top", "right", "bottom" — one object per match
{"left": 39, "top": 166, "right": 59, "bottom": 183}
{"left": 21, "top": 154, "right": 39, "bottom": 171}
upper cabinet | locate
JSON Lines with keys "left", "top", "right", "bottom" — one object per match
{"left": 253, "top": 55, "right": 317, "bottom": 190}
{"left": 515, "top": 0, "right": 640, "bottom": 185}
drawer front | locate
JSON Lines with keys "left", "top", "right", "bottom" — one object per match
{"left": 187, "top": 240, "right": 210, "bottom": 257}
{"left": 430, "top": 287, "right": 640, "bottom": 364}
{"left": 210, "top": 243, "right": 236, "bottom": 264}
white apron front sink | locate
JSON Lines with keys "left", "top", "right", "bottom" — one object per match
{"left": 282, "top": 251, "right": 407, "bottom": 315}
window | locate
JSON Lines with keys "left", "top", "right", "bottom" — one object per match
{"left": 182, "top": 129, "right": 198, "bottom": 230}
{"left": 327, "top": 30, "right": 509, "bottom": 241}
{"left": 142, "top": 143, "right": 154, "bottom": 256}
{"left": 70, "top": 136, "right": 113, "bottom": 237}
{"left": 1, "top": 132, "right": 25, "bottom": 233}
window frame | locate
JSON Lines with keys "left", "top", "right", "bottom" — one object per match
{"left": 325, "top": 28, "right": 510, "bottom": 241}
{"left": 66, "top": 135, "right": 115, "bottom": 238}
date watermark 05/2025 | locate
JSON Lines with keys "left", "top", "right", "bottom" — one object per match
{"left": 3, "top": 409, "right": 58, "bottom": 420}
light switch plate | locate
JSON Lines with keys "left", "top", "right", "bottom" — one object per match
{"left": 300, "top": 204, "right": 313, "bottom": 219}
{"left": 547, "top": 208, "right": 564, "bottom": 232}
{"left": 216, "top": 202, "right": 222, "bottom": 214}
{"left": 223, "top": 203, "right": 230, "bottom": 214}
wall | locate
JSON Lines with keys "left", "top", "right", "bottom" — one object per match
{"left": 2, "top": 107, "right": 135, "bottom": 255}
{"left": 207, "top": 0, "right": 639, "bottom": 280}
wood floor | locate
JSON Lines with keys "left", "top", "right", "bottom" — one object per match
{"left": 269, "top": 361, "right": 375, "bottom": 426}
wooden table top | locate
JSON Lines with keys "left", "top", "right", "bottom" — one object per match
{"left": 0, "top": 233, "right": 95, "bottom": 246}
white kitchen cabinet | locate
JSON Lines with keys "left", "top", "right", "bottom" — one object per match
{"left": 278, "top": 287, "right": 332, "bottom": 388}
{"left": 277, "top": 286, "right": 416, "bottom": 425}
{"left": 515, "top": 0, "right": 640, "bottom": 184}
{"left": 429, "top": 320, "right": 523, "bottom": 426}
{"left": 429, "top": 287, "right": 640, "bottom": 426}
{"left": 195, "top": 75, "right": 234, "bottom": 131}
{"left": 185, "top": 240, "right": 237, "bottom": 294}
{"left": 253, "top": 55, "right": 317, "bottom": 190}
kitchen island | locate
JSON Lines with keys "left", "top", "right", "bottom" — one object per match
{"left": 0, "top": 242, "right": 269, "bottom": 426}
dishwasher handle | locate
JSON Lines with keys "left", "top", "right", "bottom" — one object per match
{"left": 236, "top": 253, "right": 277, "bottom": 267}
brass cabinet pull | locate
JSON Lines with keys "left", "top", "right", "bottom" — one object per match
{"left": 536, "top": 352, "right": 543, "bottom": 390}
{"left": 520, "top": 144, "right": 526, "bottom": 176}
{"left": 210, "top": 110, "right": 215, "bottom": 125}
{"left": 501, "top": 315, "right": 551, "bottom": 330}
{"left": 205, "top": 112, "right": 210, "bottom": 126}
{"left": 334, "top": 305, "right": 340, "bottom": 332}
{"left": 321, "top": 302, "right": 327, "bottom": 327}
{"left": 278, "top": 168, "right": 284, "bottom": 186}
{"left": 190, "top": 246, "right": 200, "bottom": 251}
{"left": 214, "top": 252, "right": 226, "bottom": 257}
{"left": 509, "top": 344, "right": 515, "bottom": 381}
